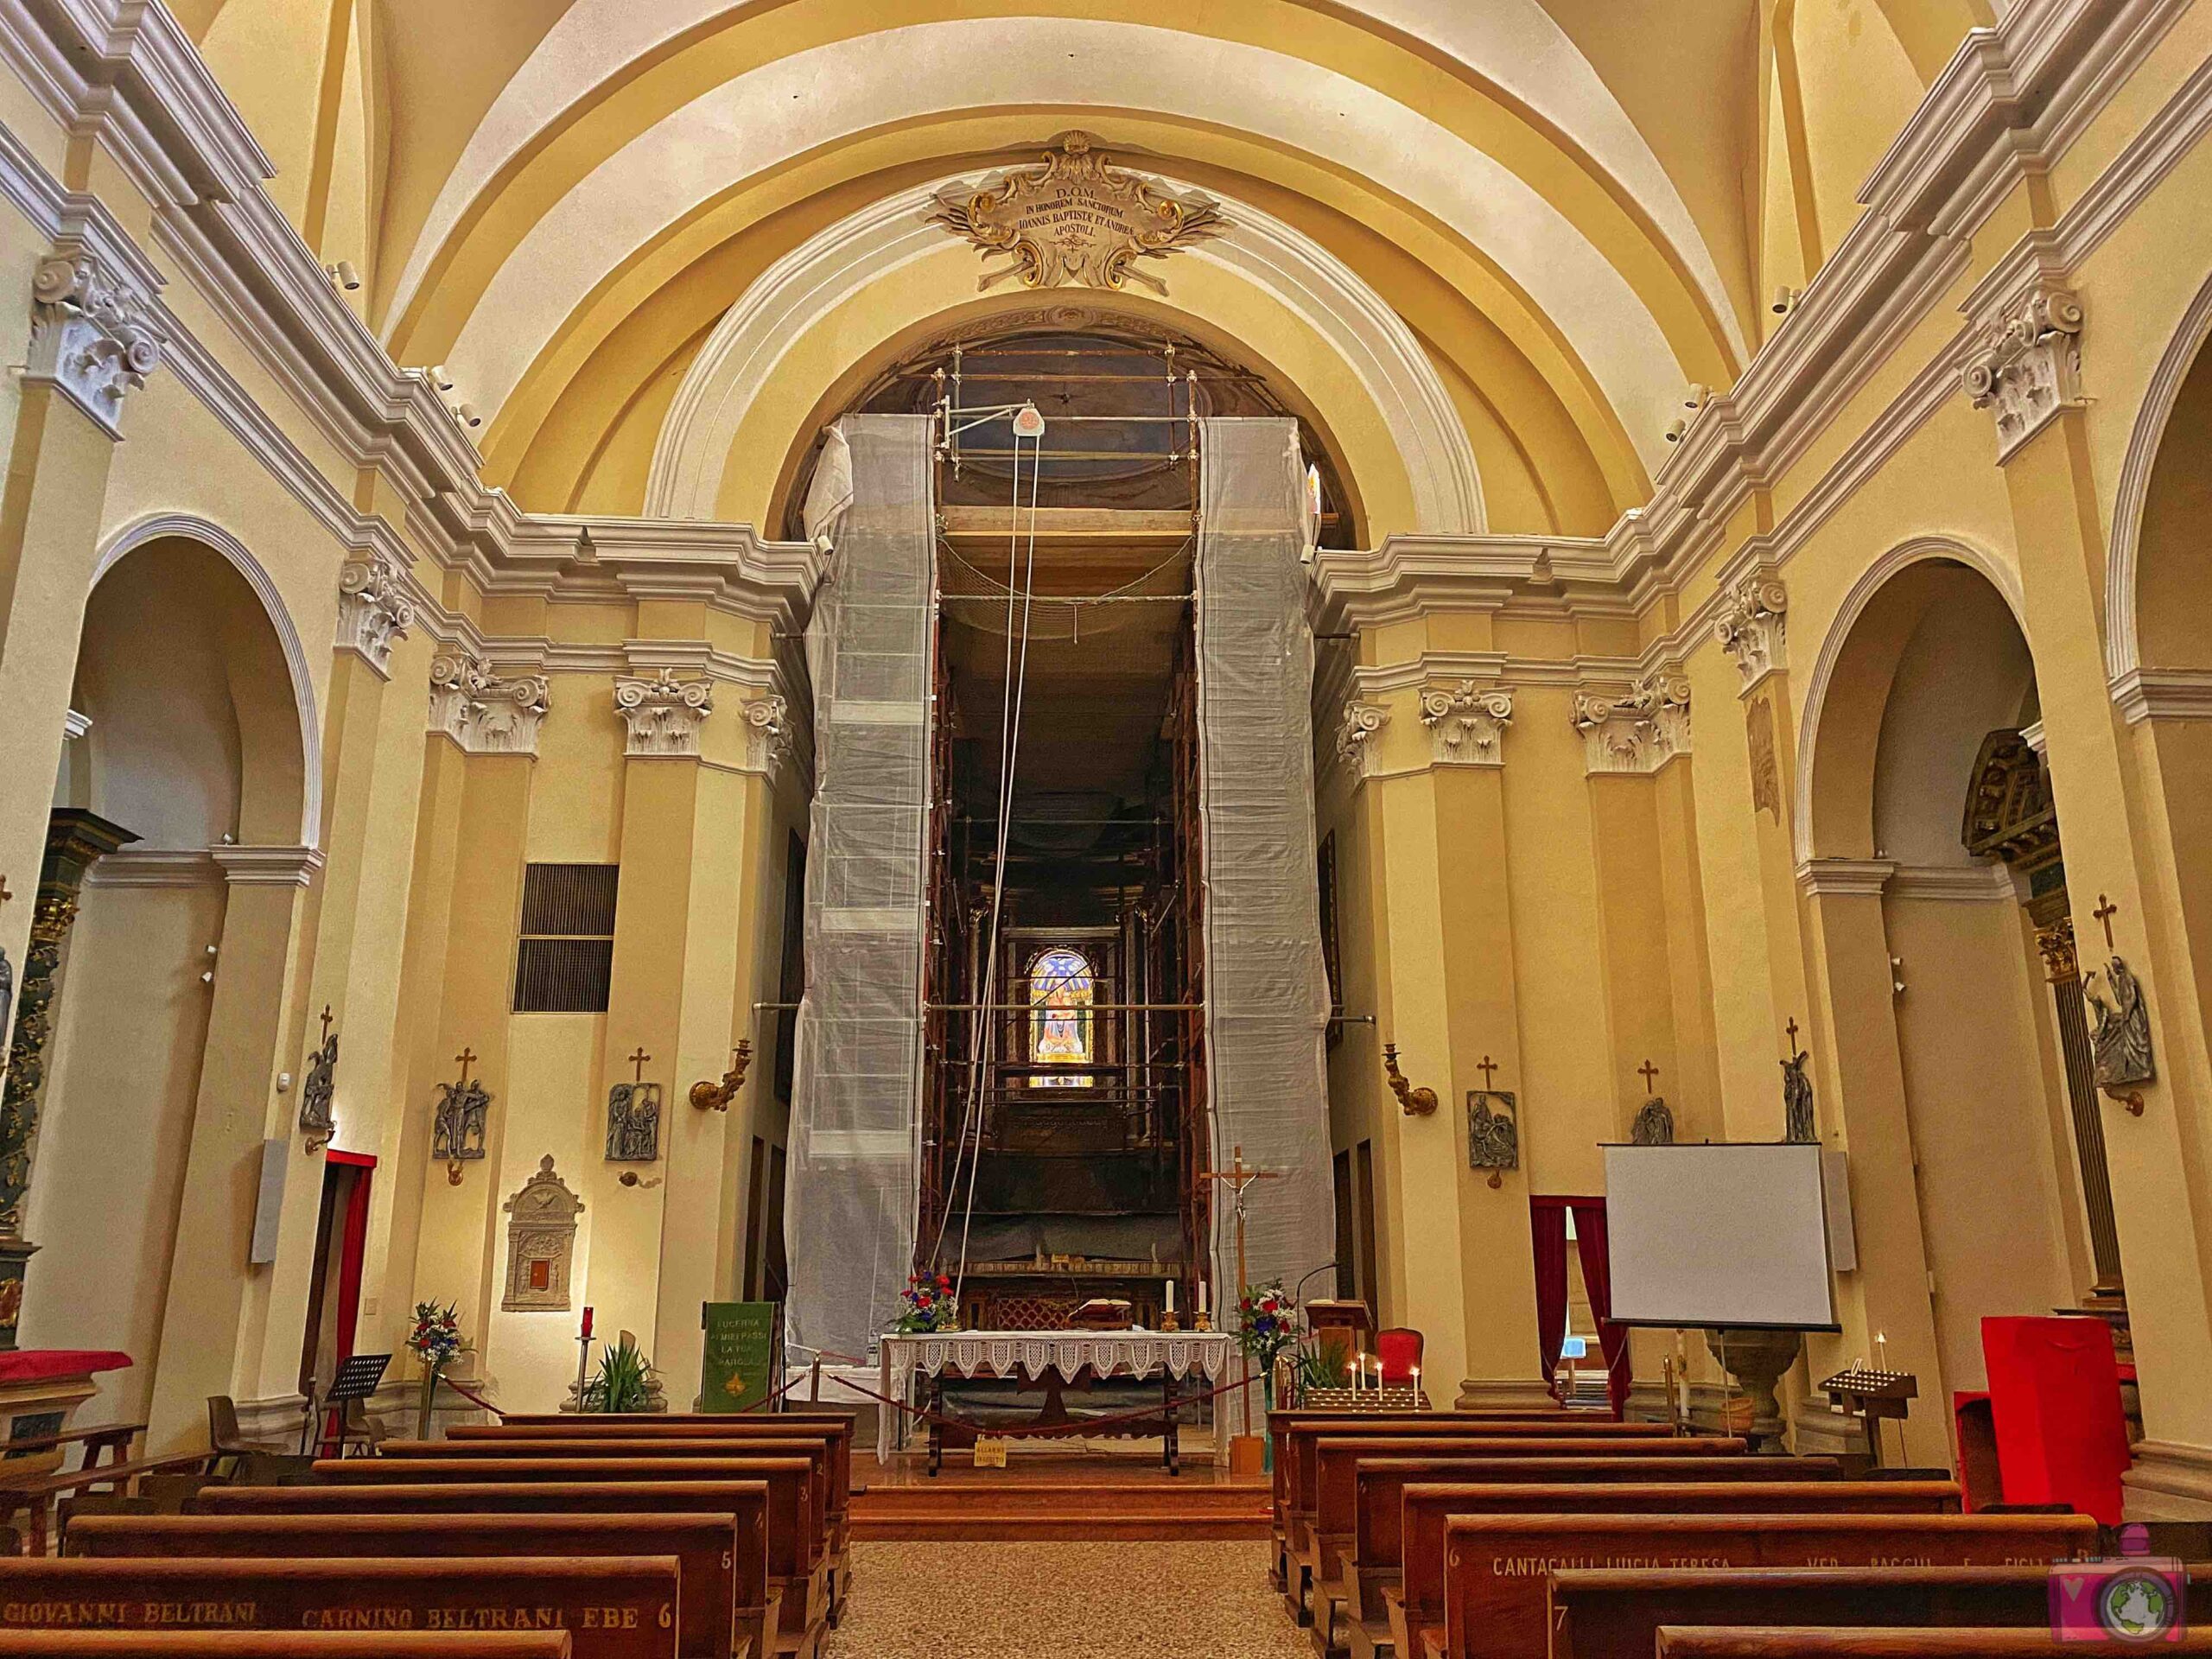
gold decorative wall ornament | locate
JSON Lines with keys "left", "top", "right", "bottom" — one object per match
{"left": 926, "top": 133, "right": 1226, "bottom": 296}
{"left": 690, "top": 1041, "right": 752, "bottom": 1114}
{"left": 1381, "top": 1044, "right": 1436, "bottom": 1116}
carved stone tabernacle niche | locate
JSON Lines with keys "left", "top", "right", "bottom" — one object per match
{"left": 927, "top": 133, "right": 1226, "bottom": 296}
{"left": 502, "top": 1155, "right": 583, "bottom": 1312}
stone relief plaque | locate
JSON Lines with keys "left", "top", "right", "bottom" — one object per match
{"left": 502, "top": 1155, "right": 583, "bottom": 1312}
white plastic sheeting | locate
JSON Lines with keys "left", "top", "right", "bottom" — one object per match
{"left": 785, "top": 414, "right": 937, "bottom": 1363}
{"left": 1194, "top": 417, "right": 1338, "bottom": 1431}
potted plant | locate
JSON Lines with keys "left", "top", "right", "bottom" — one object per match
{"left": 896, "top": 1269, "right": 958, "bottom": 1334}
{"left": 582, "top": 1332, "right": 665, "bottom": 1413}
{"left": 404, "top": 1300, "right": 466, "bottom": 1438}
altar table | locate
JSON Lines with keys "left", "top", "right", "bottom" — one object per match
{"left": 877, "top": 1330, "right": 1239, "bottom": 1470}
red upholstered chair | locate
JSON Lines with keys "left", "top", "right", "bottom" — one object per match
{"left": 1376, "top": 1327, "right": 1424, "bottom": 1386}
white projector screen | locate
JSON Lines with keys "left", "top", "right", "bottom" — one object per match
{"left": 1602, "top": 1142, "right": 1840, "bottom": 1330}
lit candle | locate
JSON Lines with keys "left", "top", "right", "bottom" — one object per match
{"left": 1412, "top": 1365, "right": 1422, "bottom": 1402}
{"left": 1876, "top": 1332, "right": 1888, "bottom": 1372}
{"left": 581, "top": 1306, "right": 594, "bottom": 1340}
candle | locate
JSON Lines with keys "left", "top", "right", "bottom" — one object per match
{"left": 1199, "top": 1281, "right": 1209, "bottom": 1316}
{"left": 1412, "top": 1365, "right": 1422, "bottom": 1402}
{"left": 581, "top": 1306, "right": 594, "bottom": 1340}
{"left": 1165, "top": 1279, "right": 1176, "bottom": 1315}
{"left": 1876, "top": 1332, "right": 1888, "bottom": 1372}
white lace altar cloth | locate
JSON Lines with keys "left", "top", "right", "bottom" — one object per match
{"left": 876, "top": 1330, "right": 1238, "bottom": 1460}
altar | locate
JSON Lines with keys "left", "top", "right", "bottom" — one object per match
{"left": 878, "top": 1330, "right": 1239, "bottom": 1471}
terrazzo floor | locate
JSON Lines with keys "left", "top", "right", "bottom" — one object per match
{"left": 822, "top": 1540, "right": 1309, "bottom": 1658}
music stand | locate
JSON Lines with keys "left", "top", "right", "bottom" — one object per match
{"left": 304, "top": 1352, "right": 391, "bottom": 1456}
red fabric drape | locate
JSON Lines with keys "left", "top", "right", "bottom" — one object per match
{"left": 1568, "top": 1198, "right": 1633, "bottom": 1419}
{"left": 1529, "top": 1198, "right": 1569, "bottom": 1399}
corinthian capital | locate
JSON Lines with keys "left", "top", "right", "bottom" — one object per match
{"left": 29, "top": 242, "right": 163, "bottom": 436}
{"left": 1421, "top": 682, "right": 1514, "bottom": 767}
{"left": 741, "top": 694, "right": 790, "bottom": 776}
{"left": 334, "top": 550, "right": 415, "bottom": 677}
{"left": 1963, "top": 283, "right": 2083, "bottom": 461}
{"left": 1573, "top": 670, "right": 1691, "bottom": 776}
{"left": 1714, "top": 575, "right": 1788, "bottom": 693}
{"left": 429, "top": 652, "right": 550, "bottom": 755}
{"left": 614, "top": 669, "right": 715, "bottom": 758}
{"left": 1333, "top": 701, "right": 1391, "bottom": 782}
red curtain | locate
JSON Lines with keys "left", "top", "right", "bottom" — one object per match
{"left": 1568, "top": 1198, "right": 1632, "bottom": 1418}
{"left": 1529, "top": 1198, "right": 1569, "bottom": 1400}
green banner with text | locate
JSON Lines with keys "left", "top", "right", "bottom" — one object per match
{"left": 700, "top": 1301, "right": 779, "bottom": 1412}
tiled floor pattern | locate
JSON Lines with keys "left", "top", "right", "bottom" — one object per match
{"left": 823, "top": 1539, "right": 1306, "bottom": 1658}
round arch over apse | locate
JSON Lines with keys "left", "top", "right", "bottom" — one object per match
{"left": 2106, "top": 265, "right": 2212, "bottom": 684}
{"left": 645, "top": 178, "right": 1483, "bottom": 535}
{"left": 89, "top": 512, "right": 324, "bottom": 850}
{"left": 1792, "top": 535, "right": 2031, "bottom": 869}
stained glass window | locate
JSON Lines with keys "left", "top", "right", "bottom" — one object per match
{"left": 1027, "top": 947, "right": 1095, "bottom": 1088}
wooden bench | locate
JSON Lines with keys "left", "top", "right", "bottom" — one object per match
{"left": 1434, "top": 1512, "right": 2099, "bottom": 1659}
{"left": 1656, "top": 1630, "right": 2212, "bottom": 1659}
{"left": 1382, "top": 1483, "right": 1960, "bottom": 1659}
{"left": 0, "top": 1556, "right": 681, "bottom": 1659}
{"left": 0, "top": 1634, "right": 575, "bottom": 1656}
{"left": 0, "top": 1452, "right": 213, "bottom": 1555}
{"left": 435, "top": 1427, "right": 854, "bottom": 1630}
{"left": 1280, "top": 1431, "right": 1743, "bottom": 1624}
{"left": 1553, "top": 1564, "right": 2212, "bottom": 1659}
{"left": 1325, "top": 1455, "right": 1839, "bottom": 1659}
{"left": 289, "top": 1468, "right": 818, "bottom": 1659}
{"left": 66, "top": 1514, "right": 746, "bottom": 1659}
{"left": 183, "top": 1482, "right": 782, "bottom": 1659}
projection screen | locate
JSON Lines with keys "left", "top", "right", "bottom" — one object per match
{"left": 1602, "top": 1142, "right": 1840, "bottom": 1330}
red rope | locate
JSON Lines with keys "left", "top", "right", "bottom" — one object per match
{"left": 834, "top": 1367, "right": 1262, "bottom": 1439}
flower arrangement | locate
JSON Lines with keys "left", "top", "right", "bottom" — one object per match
{"left": 1235, "top": 1279, "right": 1300, "bottom": 1369}
{"left": 404, "top": 1300, "right": 466, "bottom": 1436}
{"left": 897, "top": 1269, "right": 958, "bottom": 1333}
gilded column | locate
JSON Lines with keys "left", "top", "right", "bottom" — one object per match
{"left": 0, "top": 810, "right": 137, "bottom": 1347}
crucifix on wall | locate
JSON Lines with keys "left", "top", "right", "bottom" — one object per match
{"left": 606, "top": 1045, "right": 662, "bottom": 1162}
{"left": 1467, "top": 1054, "right": 1520, "bottom": 1188}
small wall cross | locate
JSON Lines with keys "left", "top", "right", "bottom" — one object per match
{"left": 2094, "top": 893, "right": 2119, "bottom": 950}
{"left": 1638, "top": 1059, "right": 1660, "bottom": 1091}
{"left": 1784, "top": 1017, "right": 1801, "bottom": 1052}
{"left": 1475, "top": 1055, "right": 1500, "bottom": 1090}
{"left": 454, "top": 1047, "right": 477, "bottom": 1086}
{"left": 319, "top": 1004, "right": 334, "bottom": 1043}
{"left": 628, "top": 1046, "right": 652, "bottom": 1084}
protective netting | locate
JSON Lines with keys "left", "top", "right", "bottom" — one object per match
{"left": 785, "top": 415, "right": 937, "bottom": 1363}
{"left": 1194, "top": 417, "right": 1338, "bottom": 1433}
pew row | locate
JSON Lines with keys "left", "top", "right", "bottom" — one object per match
{"left": 0, "top": 1636, "right": 575, "bottom": 1657}
{"left": 0, "top": 1556, "right": 680, "bottom": 1659}
{"left": 1551, "top": 1565, "right": 2212, "bottom": 1659}
{"left": 1434, "top": 1512, "right": 2099, "bottom": 1659}
{"left": 281, "top": 1468, "right": 823, "bottom": 1659}
{"left": 1376, "top": 1482, "right": 1958, "bottom": 1659}
{"left": 67, "top": 1513, "right": 750, "bottom": 1659}
{"left": 1656, "top": 1631, "right": 2212, "bottom": 1659}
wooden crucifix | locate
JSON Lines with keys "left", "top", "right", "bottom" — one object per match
{"left": 2094, "top": 893, "right": 2119, "bottom": 950}
{"left": 319, "top": 1004, "right": 334, "bottom": 1045}
{"left": 1475, "top": 1055, "right": 1500, "bottom": 1090}
{"left": 1638, "top": 1058, "right": 1660, "bottom": 1092}
{"left": 454, "top": 1046, "right": 477, "bottom": 1087}
{"left": 1199, "top": 1144, "right": 1280, "bottom": 1309}
{"left": 627, "top": 1046, "right": 652, "bottom": 1083}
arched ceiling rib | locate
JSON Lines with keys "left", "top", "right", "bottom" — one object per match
{"left": 430, "top": 21, "right": 1705, "bottom": 477}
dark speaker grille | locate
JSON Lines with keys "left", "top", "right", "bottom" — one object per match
{"left": 514, "top": 864, "right": 620, "bottom": 1013}
{"left": 520, "top": 863, "right": 620, "bottom": 937}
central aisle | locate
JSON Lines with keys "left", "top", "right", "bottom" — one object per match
{"left": 823, "top": 1540, "right": 1306, "bottom": 1658}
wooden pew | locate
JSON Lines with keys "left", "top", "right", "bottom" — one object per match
{"left": 65, "top": 1514, "right": 744, "bottom": 1659}
{"left": 1344, "top": 1453, "right": 1835, "bottom": 1638}
{"left": 1382, "top": 1483, "right": 1960, "bottom": 1659}
{"left": 1280, "top": 1430, "right": 1741, "bottom": 1624}
{"left": 1434, "top": 1512, "right": 2099, "bottom": 1659}
{"left": 1326, "top": 1454, "right": 1839, "bottom": 1659}
{"left": 438, "top": 1427, "right": 855, "bottom": 1628}
{"left": 1656, "top": 1631, "right": 2212, "bottom": 1659}
{"left": 0, "top": 1635, "right": 575, "bottom": 1657}
{"left": 1553, "top": 1564, "right": 2212, "bottom": 1659}
{"left": 188, "top": 1481, "right": 785, "bottom": 1659}
{"left": 295, "top": 1462, "right": 822, "bottom": 1658}
{"left": 0, "top": 1556, "right": 680, "bottom": 1659}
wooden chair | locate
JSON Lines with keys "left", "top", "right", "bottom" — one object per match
{"left": 1375, "top": 1328, "right": 1423, "bottom": 1386}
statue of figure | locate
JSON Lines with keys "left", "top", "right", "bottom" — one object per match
{"left": 1781, "top": 1045, "right": 1817, "bottom": 1143}
{"left": 607, "top": 1081, "right": 662, "bottom": 1162}
{"left": 2083, "top": 955, "right": 2156, "bottom": 1090}
{"left": 1631, "top": 1095, "right": 1675, "bottom": 1145}
{"left": 1465, "top": 1091, "right": 1519, "bottom": 1190}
